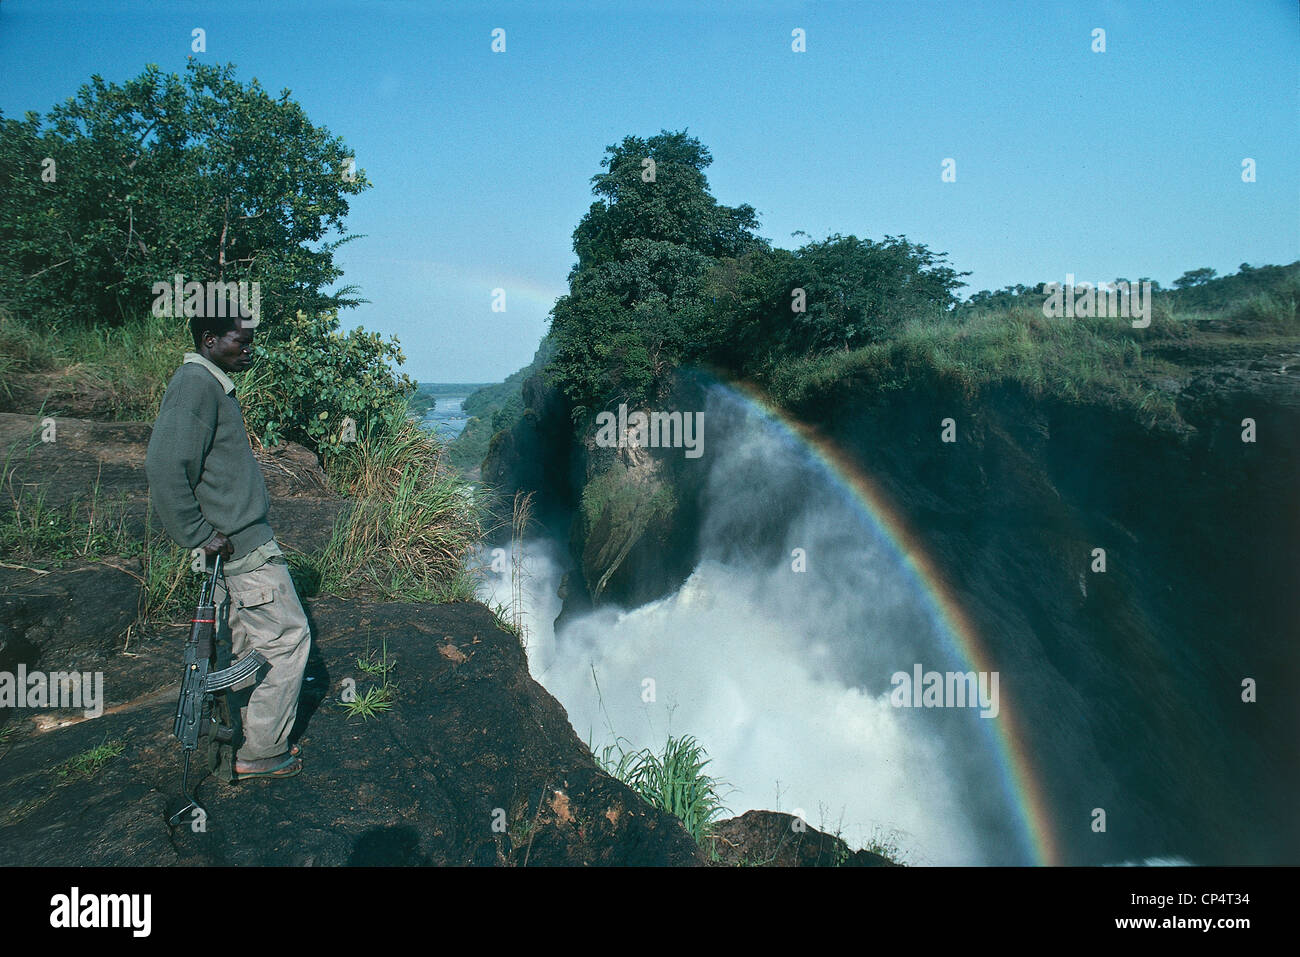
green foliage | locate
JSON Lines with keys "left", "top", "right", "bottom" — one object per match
{"left": 0, "top": 61, "right": 368, "bottom": 329}
{"left": 237, "top": 308, "right": 415, "bottom": 455}
{"left": 0, "top": 59, "right": 420, "bottom": 469}
{"left": 778, "top": 233, "right": 968, "bottom": 353}
{"left": 356, "top": 639, "right": 396, "bottom": 680}
{"left": 341, "top": 683, "right": 394, "bottom": 721}
{"left": 548, "top": 130, "right": 765, "bottom": 414}
{"left": 1173, "top": 266, "right": 1218, "bottom": 289}
{"left": 55, "top": 738, "right": 126, "bottom": 780}
{"left": 1229, "top": 289, "right": 1299, "bottom": 331}
{"left": 343, "top": 637, "right": 397, "bottom": 721}
{"left": 595, "top": 734, "right": 729, "bottom": 846}
{"left": 406, "top": 390, "right": 437, "bottom": 419}
{"left": 958, "top": 262, "right": 1300, "bottom": 319}
{"left": 571, "top": 129, "right": 763, "bottom": 274}
{"left": 0, "top": 307, "right": 190, "bottom": 420}
{"left": 1170, "top": 262, "right": 1299, "bottom": 314}
{"left": 448, "top": 337, "right": 551, "bottom": 472}
{"left": 446, "top": 414, "right": 496, "bottom": 473}
{"left": 139, "top": 525, "right": 195, "bottom": 624}
{"left": 767, "top": 306, "right": 1167, "bottom": 418}
{"left": 551, "top": 240, "right": 715, "bottom": 411}
{"left": 546, "top": 131, "right": 971, "bottom": 413}
{"left": 704, "top": 235, "right": 968, "bottom": 371}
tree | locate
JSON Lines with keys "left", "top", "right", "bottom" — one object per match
{"left": 1173, "top": 267, "right": 1218, "bottom": 289}
{"left": 549, "top": 130, "right": 766, "bottom": 413}
{"left": 570, "top": 130, "right": 764, "bottom": 275}
{"left": 0, "top": 61, "right": 368, "bottom": 329}
{"left": 781, "top": 233, "right": 968, "bottom": 352}
{"left": 0, "top": 62, "right": 417, "bottom": 460}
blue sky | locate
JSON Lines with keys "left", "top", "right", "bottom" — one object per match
{"left": 2, "top": 0, "right": 1296, "bottom": 381}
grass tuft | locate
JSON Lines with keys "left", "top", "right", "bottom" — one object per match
{"left": 594, "top": 734, "right": 730, "bottom": 846}
{"left": 55, "top": 738, "right": 126, "bottom": 780}
{"left": 341, "top": 683, "right": 394, "bottom": 721}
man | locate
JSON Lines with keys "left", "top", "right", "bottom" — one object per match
{"left": 145, "top": 313, "right": 308, "bottom": 779}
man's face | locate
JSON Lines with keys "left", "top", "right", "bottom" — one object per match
{"left": 201, "top": 324, "right": 255, "bottom": 373}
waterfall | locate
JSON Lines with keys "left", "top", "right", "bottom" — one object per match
{"left": 480, "top": 386, "right": 1038, "bottom": 864}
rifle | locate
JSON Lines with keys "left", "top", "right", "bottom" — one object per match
{"left": 166, "top": 554, "right": 267, "bottom": 828}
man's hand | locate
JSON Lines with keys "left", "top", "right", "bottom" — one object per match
{"left": 203, "top": 532, "right": 234, "bottom": 560}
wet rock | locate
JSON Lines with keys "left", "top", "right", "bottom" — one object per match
{"left": 706, "top": 810, "right": 897, "bottom": 867}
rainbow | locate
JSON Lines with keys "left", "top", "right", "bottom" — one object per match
{"left": 369, "top": 256, "right": 568, "bottom": 313}
{"left": 717, "top": 378, "right": 1061, "bottom": 866}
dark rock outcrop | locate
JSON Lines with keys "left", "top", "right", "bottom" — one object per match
{"left": 706, "top": 810, "right": 897, "bottom": 867}
{"left": 0, "top": 563, "right": 142, "bottom": 710}
{"left": 0, "top": 597, "right": 701, "bottom": 865}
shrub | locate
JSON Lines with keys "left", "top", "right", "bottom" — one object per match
{"left": 237, "top": 309, "right": 415, "bottom": 457}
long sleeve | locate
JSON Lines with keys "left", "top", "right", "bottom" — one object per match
{"left": 145, "top": 373, "right": 219, "bottom": 549}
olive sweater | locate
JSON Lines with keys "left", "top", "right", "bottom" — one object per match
{"left": 145, "top": 355, "right": 274, "bottom": 563}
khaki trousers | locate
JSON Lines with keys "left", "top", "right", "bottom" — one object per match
{"left": 216, "top": 557, "right": 311, "bottom": 762}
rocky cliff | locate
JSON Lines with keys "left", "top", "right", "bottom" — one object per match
{"left": 484, "top": 345, "right": 1300, "bottom": 864}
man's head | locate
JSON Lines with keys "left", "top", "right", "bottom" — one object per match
{"left": 191, "top": 314, "right": 254, "bottom": 374}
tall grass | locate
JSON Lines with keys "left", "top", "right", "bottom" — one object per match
{"left": 314, "top": 416, "right": 484, "bottom": 601}
{"left": 766, "top": 291, "right": 1300, "bottom": 429}
{"left": 767, "top": 304, "right": 1194, "bottom": 426}
{"left": 594, "top": 734, "right": 730, "bottom": 845}
{"left": 0, "top": 307, "right": 190, "bottom": 420}
{"left": 0, "top": 439, "right": 194, "bottom": 624}
{"left": 509, "top": 491, "right": 534, "bottom": 636}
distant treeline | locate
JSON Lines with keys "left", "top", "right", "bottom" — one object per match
{"left": 959, "top": 262, "right": 1300, "bottom": 316}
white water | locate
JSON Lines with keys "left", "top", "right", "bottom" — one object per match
{"left": 477, "top": 387, "right": 1031, "bottom": 864}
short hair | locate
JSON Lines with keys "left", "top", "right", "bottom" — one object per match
{"left": 190, "top": 313, "right": 243, "bottom": 351}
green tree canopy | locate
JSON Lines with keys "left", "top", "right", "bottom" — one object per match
{"left": 570, "top": 130, "right": 764, "bottom": 275}
{"left": 1173, "top": 267, "right": 1218, "bottom": 289}
{"left": 782, "top": 233, "right": 967, "bottom": 351}
{"left": 0, "top": 60, "right": 368, "bottom": 329}
{"left": 550, "top": 130, "right": 766, "bottom": 413}
{"left": 549, "top": 131, "right": 972, "bottom": 412}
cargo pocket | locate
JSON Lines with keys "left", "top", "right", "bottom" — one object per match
{"left": 228, "top": 584, "right": 274, "bottom": 611}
